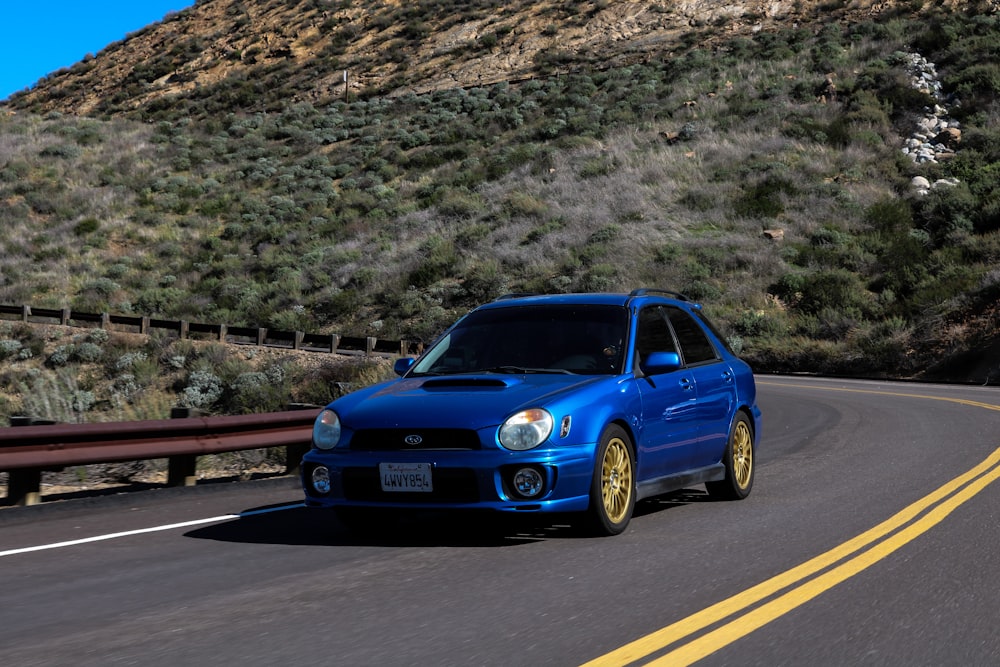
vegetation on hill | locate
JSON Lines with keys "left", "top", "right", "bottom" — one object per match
{"left": 1, "top": 4, "right": 1000, "bottom": 425}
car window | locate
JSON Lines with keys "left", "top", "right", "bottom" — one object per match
{"left": 635, "top": 307, "right": 677, "bottom": 365}
{"left": 693, "top": 309, "right": 736, "bottom": 355}
{"left": 664, "top": 307, "right": 719, "bottom": 364}
{"left": 412, "top": 304, "right": 627, "bottom": 375}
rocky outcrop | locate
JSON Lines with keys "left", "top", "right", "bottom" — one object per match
{"left": 900, "top": 52, "right": 962, "bottom": 167}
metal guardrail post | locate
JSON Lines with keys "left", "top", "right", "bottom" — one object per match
{"left": 7, "top": 417, "right": 44, "bottom": 506}
{"left": 167, "top": 407, "right": 200, "bottom": 487}
{"left": 7, "top": 468, "right": 42, "bottom": 507}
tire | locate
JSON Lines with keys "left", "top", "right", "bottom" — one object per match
{"left": 585, "top": 425, "right": 636, "bottom": 536}
{"left": 706, "top": 412, "right": 754, "bottom": 500}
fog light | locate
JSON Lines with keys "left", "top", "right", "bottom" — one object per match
{"left": 513, "top": 467, "right": 544, "bottom": 498}
{"left": 311, "top": 465, "right": 331, "bottom": 494}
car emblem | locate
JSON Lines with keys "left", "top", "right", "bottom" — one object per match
{"left": 404, "top": 435, "right": 423, "bottom": 446}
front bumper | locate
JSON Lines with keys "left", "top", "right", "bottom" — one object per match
{"left": 300, "top": 444, "right": 596, "bottom": 513}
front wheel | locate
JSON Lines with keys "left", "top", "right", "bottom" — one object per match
{"left": 585, "top": 425, "right": 636, "bottom": 536}
{"left": 706, "top": 412, "right": 755, "bottom": 500}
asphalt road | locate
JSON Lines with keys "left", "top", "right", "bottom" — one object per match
{"left": 1, "top": 376, "right": 998, "bottom": 666}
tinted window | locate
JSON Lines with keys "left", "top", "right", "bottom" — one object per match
{"left": 665, "top": 307, "right": 718, "bottom": 364}
{"left": 412, "top": 304, "right": 628, "bottom": 375}
{"left": 635, "top": 307, "right": 677, "bottom": 361}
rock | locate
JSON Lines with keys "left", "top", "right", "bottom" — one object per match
{"left": 932, "top": 127, "right": 961, "bottom": 148}
{"left": 933, "top": 178, "right": 960, "bottom": 189}
{"left": 911, "top": 176, "right": 931, "bottom": 190}
{"left": 762, "top": 229, "right": 784, "bottom": 241}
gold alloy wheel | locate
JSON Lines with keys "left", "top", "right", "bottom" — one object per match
{"left": 601, "top": 436, "right": 633, "bottom": 523}
{"left": 732, "top": 419, "right": 754, "bottom": 489}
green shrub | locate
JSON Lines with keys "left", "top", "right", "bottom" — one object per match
{"left": 0, "top": 340, "right": 24, "bottom": 361}
{"left": 74, "top": 218, "right": 100, "bottom": 236}
{"left": 408, "top": 236, "right": 457, "bottom": 288}
{"left": 181, "top": 369, "right": 223, "bottom": 409}
{"left": 793, "top": 268, "right": 875, "bottom": 319}
{"left": 732, "top": 310, "right": 789, "bottom": 339}
{"left": 734, "top": 177, "right": 796, "bottom": 219}
{"left": 912, "top": 184, "right": 977, "bottom": 245}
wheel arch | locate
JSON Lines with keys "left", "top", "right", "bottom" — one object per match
{"left": 736, "top": 403, "right": 761, "bottom": 446}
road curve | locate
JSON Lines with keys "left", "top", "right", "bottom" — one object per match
{"left": 1, "top": 375, "right": 998, "bottom": 666}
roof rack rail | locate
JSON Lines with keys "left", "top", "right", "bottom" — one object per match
{"left": 629, "top": 288, "right": 691, "bottom": 301}
{"left": 494, "top": 292, "right": 540, "bottom": 301}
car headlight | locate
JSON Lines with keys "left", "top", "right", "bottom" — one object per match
{"left": 313, "top": 409, "right": 342, "bottom": 450}
{"left": 499, "top": 409, "right": 553, "bottom": 451}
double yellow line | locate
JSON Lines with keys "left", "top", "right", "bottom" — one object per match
{"left": 583, "top": 383, "right": 1000, "bottom": 666}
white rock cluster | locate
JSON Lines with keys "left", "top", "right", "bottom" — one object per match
{"left": 899, "top": 52, "right": 961, "bottom": 167}
{"left": 910, "top": 174, "right": 960, "bottom": 195}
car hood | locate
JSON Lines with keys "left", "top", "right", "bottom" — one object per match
{"left": 335, "top": 374, "right": 610, "bottom": 431}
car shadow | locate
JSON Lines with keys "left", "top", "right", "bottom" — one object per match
{"left": 185, "top": 487, "right": 712, "bottom": 547}
{"left": 634, "top": 487, "right": 714, "bottom": 518}
{"left": 184, "top": 504, "right": 574, "bottom": 547}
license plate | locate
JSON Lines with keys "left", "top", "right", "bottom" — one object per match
{"left": 379, "top": 462, "right": 433, "bottom": 492}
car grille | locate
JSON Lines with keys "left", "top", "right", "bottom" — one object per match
{"left": 342, "top": 467, "right": 481, "bottom": 503}
{"left": 349, "top": 428, "right": 481, "bottom": 451}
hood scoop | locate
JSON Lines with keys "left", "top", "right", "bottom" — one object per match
{"left": 421, "top": 377, "right": 509, "bottom": 390}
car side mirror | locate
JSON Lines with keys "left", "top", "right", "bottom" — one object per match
{"left": 393, "top": 357, "right": 415, "bottom": 376}
{"left": 640, "top": 351, "right": 682, "bottom": 376}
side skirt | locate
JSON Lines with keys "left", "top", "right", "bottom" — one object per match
{"left": 636, "top": 463, "right": 725, "bottom": 501}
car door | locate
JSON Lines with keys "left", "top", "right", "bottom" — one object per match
{"left": 632, "top": 306, "right": 702, "bottom": 480}
{"left": 663, "top": 306, "right": 737, "bottom": 468}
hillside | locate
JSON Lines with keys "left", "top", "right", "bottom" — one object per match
{"left": 6, "top": 0, "right": 950, "bottom": 118}
{"left": 1, "top": 0, "right": 1000, "bottom": 427}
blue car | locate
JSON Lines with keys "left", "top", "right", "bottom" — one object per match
{"left": 302, "top": 289, "right": 761, "bottom": 535}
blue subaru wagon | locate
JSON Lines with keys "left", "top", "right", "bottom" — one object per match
{"left": 301, "top": 289, "right": 761, "bottom": 535}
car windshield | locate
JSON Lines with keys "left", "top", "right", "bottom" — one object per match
{"left": 411, "top": 304, "right": 628, "bottom": 376}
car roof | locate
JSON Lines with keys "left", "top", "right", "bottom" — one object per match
{"left": 477, "top": 289, "right": 700, "bottom": 311}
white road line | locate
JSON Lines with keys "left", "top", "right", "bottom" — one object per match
{"left": 0, "top": 502, "right": 304, "bottom": 558}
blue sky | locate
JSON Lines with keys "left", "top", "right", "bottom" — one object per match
{"left": 1, "top": 1, "right": 194, "bottom": 101}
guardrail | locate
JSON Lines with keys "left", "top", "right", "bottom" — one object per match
{"left": 0, "top": 408, "right": 322, "bottom": 507}
{"left": 0, "top": 304, "right": 419, "bottom": 357}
